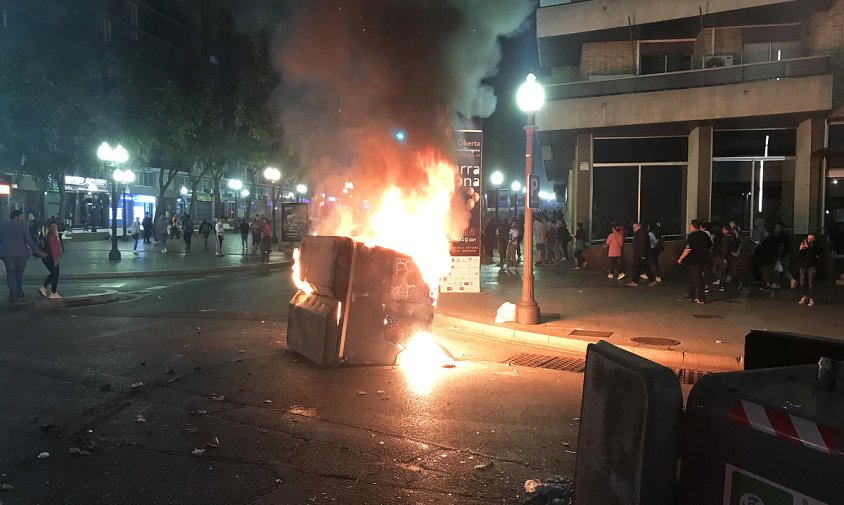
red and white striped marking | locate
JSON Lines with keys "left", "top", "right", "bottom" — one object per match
{"left": 731, "top": 399, "right": 841, "bottom": 456}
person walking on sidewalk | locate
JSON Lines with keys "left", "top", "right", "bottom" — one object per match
{"left": 627, "top": 223, "right": 655, "bottom": 287}
{"left": 677, "top": 219, "right": 710, "bottom": 304}
{"left": 496, "top": 220, "right": 509, "bottom": 267}
{"left": 215, "top": 217, "right": 226, "bottom": 257}
{"left": 239, "top": 219, "right": 250, "bottom": 254}
{"left": 544, "top": 223, "right": 557, "bottom": 264}
{"left": 647, "top": 223, "right": 663, "bottom": 283}
{"left": 533, "top": 217, "right": 547, "bottom": 266}
{"left": 797, "top": 233, "right": 821, "bottom": 306}
{"left": 155, "top": 213, "right": 170, "bottom": 253}
{"left": 199, "top": 219, "right": 212, "bottom": 250}
{"left": 713, "top": 224, "right": 736, "bottom": 291}
{"left": 142, "top": 213, "right": 153, "bottom": 244}
{"left": 251, "top": 217, "right": 262, "bottom": 254}
{"left": 605, "top": 224, "right": 624, "bottom": 279}
{"left": 556, "top": 220, "right": 571, "bottom": 262}
{"left": 38, "top": 221, "right": 63, "bottom": 299}
{"left": 573, "top": 223, "right": 587, "bottom": 269}
{"left": 130, "top": 217, "right": 141, "bottom": 255}
{"left": 0, "top": 210, "right": 47, "bottom": 303}
{"left": 260, "top": 218, "right": 273, "bottom": 262}
{"left": 183, "top": 215, "right": 195, "bottom": 251}
{"left": 772, "top": 222, "right": 797, "bottom": 289}
{"left": 503, "top": 221, "right": 520, "bottom": 272}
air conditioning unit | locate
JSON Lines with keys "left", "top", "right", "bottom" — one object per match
{"left": 703, "top": 55, "right": 734, "bottom": 68}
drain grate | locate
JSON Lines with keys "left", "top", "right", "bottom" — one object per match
{"left": 542, "top": 356, "right": 586, "bottom": 372}
{"left": 504, "top": 353, "right": 555, "bottom": 368}
{"left": 673, "top": 368, "right": 711, "bottom": 385}
{"left": 570, "top": 329, "right": 613, "bottom": 338}
{"left": 631, "top": 337, "right": 682, "bottom": 346}
{"left": 504, "top": 354, "right": 707, "bottom": 384}
{"left": 693, "top": 314, "right": 723, "bottom": 319}
{"left": 503, "top": 353, "right": 586, "bottom": 373}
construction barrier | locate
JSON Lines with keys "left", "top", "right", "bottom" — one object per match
{"left": 679, "top": 363, "right": 843, "bottom": 504}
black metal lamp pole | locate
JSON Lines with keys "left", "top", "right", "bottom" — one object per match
{"left": 108, "top": 176, "right": 121, "bottom": 261}
{"left": 120, "top": 185, "right": 128, "bottom": 241}
{"left": 271, "top": 183, "right": 278, "bottom": 243}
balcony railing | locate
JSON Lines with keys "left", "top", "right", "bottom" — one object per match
{"left": 545, "top": 55, "right": 830, "bottom": 101}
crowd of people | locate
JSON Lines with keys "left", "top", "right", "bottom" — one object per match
{"left": 482, "top": 211, "right": 826, "bottom": 307}
{"left": 134, "top": 212, "right": 274, "bottom": 260}
{"left": 0, "top": 209, "right": 280, "bottom": 304}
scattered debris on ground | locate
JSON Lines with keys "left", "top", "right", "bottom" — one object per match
{"left": 522, "top": 478, "right": 574, "bottom": 505}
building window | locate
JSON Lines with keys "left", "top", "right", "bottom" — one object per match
{"left": 742, "top": 40, "right": 801, "bottom": 64}
{"left": 591, "top": 165, "right": 686, "bottom": 239}
{"left": 592, "top": 166, "right": 638, "bottom": 239}
{"left": 126, "top": 1, "right": 138, "bottom": 27}
{"left": 209, "top": 54, "right": 218, "bottom": 65}
{"left": 638, "top": 41, "right": 694, "bottom": 75}
{"left": 2, "top": 9, "right": 8, "bottom": 30}
{"left": 96, "top": 16, "right": 112, "bottom": 41}
{"left": 136, "top": 171, "right": 156, "bottom": 188}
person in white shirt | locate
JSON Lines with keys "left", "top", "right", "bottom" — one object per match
{"left": 130, "top": 217, "right": 141, "bottom": 255}
{"left": 214, "top": 218, "right": 225, "bottom": 257}
{"left": 533, "top": 217, "right": 547, "bottom": 266}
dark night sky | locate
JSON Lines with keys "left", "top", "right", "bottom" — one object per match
{"left": 483, "top": 22, "right": 543, "bottom": 188}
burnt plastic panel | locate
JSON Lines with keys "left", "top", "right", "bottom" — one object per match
{"left": 287, "top": 290, "right": 341, "bottom": 366}
{"left": 298, "top": 235, "right": 353, "bottom": 300}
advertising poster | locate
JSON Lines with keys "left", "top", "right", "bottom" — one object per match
{"left": 281, "top": 202, "right": 309, "bottom": 242}
{"left": 441, "top": 130, "right": 482, "bottom": 293}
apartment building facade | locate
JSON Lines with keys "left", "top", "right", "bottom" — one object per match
{"left": 537, "top": 0, "right": 844, "bottom": 244}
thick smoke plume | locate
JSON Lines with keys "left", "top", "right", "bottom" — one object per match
{"left": 274, "top": 0, "right": 535, "bottom": 234}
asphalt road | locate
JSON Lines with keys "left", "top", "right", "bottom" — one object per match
{"left": 0, "top": 270, "right": 584, "bottom": 504}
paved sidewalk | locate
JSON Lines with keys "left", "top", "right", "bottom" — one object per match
{"left": 0, "top": 233, "right": 292, "bottom": 280}
{"left": 436, "top": 261, "right": 844, "bottom": 371}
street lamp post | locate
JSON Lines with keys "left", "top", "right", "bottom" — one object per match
{"left": 228, "top": 179, "right": 243, "bottom": 221}
{"left": 116, "top": 168, "right": 134, "bottom": 241}
{"left": 97, "top": 142, "right": 129, "bottom": 261}
{"left": 491, "top": 171, "right": 504, "bottom": 223}
{"left": 263, "top": 167, "right": 281, "bottom": 243}
{"left": 515, "top": 73, "right": 545, "bottom": 325}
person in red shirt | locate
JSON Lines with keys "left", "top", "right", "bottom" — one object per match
{"left": 260, "top": 218, "right": 272, "bottom": 262}
{"left": 39, "top": 221, "right": 63, "bottom": 299}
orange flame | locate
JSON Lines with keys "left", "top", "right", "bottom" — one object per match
{"left": 319, "top": 151, "right": 460, "bottom": 297}
{"left": 291, "top": 248, "right": 314, "bottom": 295}
{"left": 294, "top": 149, "right": 462, "bottom": 299}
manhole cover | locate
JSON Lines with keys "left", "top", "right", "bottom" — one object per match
{"left": 693, "top": 314, "right": 723, "bottom": 319}
{"left": 631, "top": 337, "right": 682, "bottom": 346}
{"left": 570, "top": 329, "right": 613, "bottom": 338}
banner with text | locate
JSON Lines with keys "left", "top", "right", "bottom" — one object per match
{"left": 442, "top": 130, "right": 482, "bottom": 293}
{"left": 281, "top": 202, "right": 309, "bottom": 242}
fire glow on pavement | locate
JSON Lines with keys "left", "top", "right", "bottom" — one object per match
{"left": 396, "top": 330, "right": 455, "bottom": 395}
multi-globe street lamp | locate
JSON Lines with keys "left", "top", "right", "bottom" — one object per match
{"left": 514, "top": 73, "right": 545, "bottom": 325}
{"left": 228, "top": 179, "right": 243, "bottom": 220}
{"left": 97, "top": 142, "right": 129, "bottom": 261}
{"left": 263, "top": 167, "right": 281, "bottom": 243}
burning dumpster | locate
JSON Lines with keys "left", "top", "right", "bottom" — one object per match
{"left": 287, "top": 235, "right": 436, "bottom": 367}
